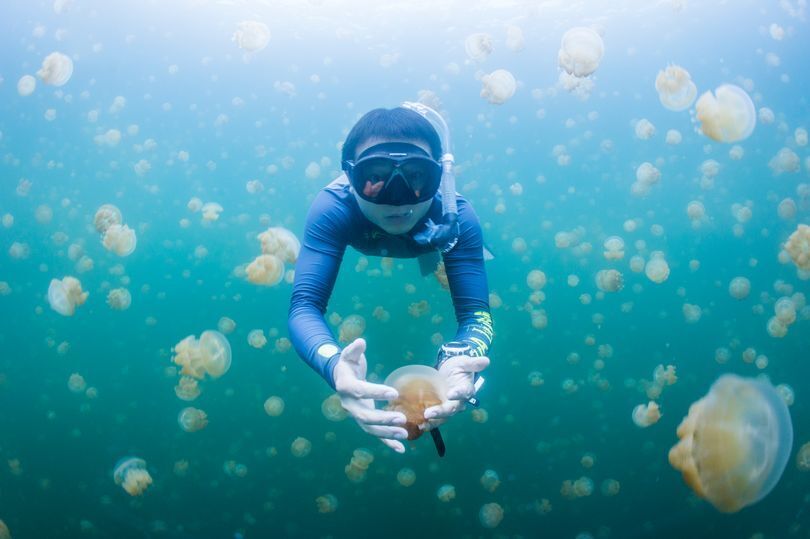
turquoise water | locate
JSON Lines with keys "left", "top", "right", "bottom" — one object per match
{"left": 1, "top": 0, "right": 809, "bottom": 537}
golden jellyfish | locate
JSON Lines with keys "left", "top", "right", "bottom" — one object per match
{"left": 797, "top": 442, "right": 810, "bottom": 471}
{"left": 177, "top": 407, "right": 208, "bottom": 432}
{"left": 264, "top": 396, "right": 285, "bottom": 417}
{"left": 480, "top": 69, "right": 516, "bottom": 105}
{"left": 198, "top": 330, "right": 231, "bottom": 378}
{"left": 345, "top": 448, "right": 374, "bottom": 483}
{"left": 291, "top": 436, "right": 312, "bottom": 458}
{"left": 595, "top": 269, "right": 623, "bottom": 292}
{"left": 480, "top": 469, "right": 501, "bottom": 492}
{"left": 601, "top": 479, "right": 621, "bottom": 496}
{"left": 603, "top": 236, "right": 624, "bottom": 260}
{"left": 248, "top": 329, "right": 267, "bottom": 349}
{"left": 558, "top": 27, "right": 604, "bottom": 77}
{"left": 258, "top": 227, "right": 301, "bottom": 263}
{"left": 464, "top": 32, "right": 493, "bottom": 61}
{"left": 321, "top": 394, "right": 348, "bottom": 421}
{"left": 338, "top": 314, "right": 366, "bottom": 344}
{"left": 645, "top": 252, "right": 670, "bottom": 284}
{"left": 106, "top": 288, "right": 132, "bottom": 311}
{"left": 232, "top": 20, "right": 271, "bottom": 52}
{"left": 175, "top": 376, "right": 201, "bottom": 401}
{"left": 68, "top": 373, "right": 86, "bottom": 393}
{"left": 695, "top": 84, "right": 756, "bottom": 143}
{"left": 315, "top": 494, "right": 338, "bottom": 513}
{"left": 201, "top": 202, "right": 223, "bottom": 222}
{"left": 655, "top": 64, "right": 697, "bottom": 111}
{"left": 654, "top": 364, "right": 678, "bottom": 386}
{"left": 384, "top": 365, "right": 448, "bottom": 440}
{"left": 526, "top": 269, "right": 547, "bottom": 290}
{"left": 632, "top": 401, "right": 661, "bottom": 428}
{"left": 668, "top": 374, "right": 793, "bottom": 513}
{"left": 246, "top": 254, "right": 285, "bottom": 286}
{"left": 785, "top": 224, "right": 810, "bottom": 270}
{"left": 436, "top": 484, "right": 456, "bottom": 502}
{"left": 0, "top": 520, "right": 9, "bottom": 539}
{"left": 479, "top": 502, "right": 504, "bottom": 529}
{"left": 94, "top": 204, "right": 122, "bottom": 233}
{"left": 102, "top": 224, "right": 137, "bottom": 256}
{"left": 217, "top": 317, "right": 236, "bottom": 334}
{"left": 48, "top": 276, "right": 88, "bottom": 316}
{"left": 396, "top": 467, "right": 416, "bottom": 487}
{"left": 37, "top": 51, "right": 73, "bottom": 86}
{"left": 17, "top": 74, "right": 36, "bottom": 96}
{"left": 113, "top": 457, "right": 152, "bottom": 496}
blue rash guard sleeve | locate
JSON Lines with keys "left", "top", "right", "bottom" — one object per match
{"left": 288, "top": 190, "right": 349, "bottom": 389}
{"left": 442, "top": 199, "right": 493, "bottom": 357}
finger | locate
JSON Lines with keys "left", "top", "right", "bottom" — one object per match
{"left": 380, "top": 437, "right": 406, "bottom": 454}
{"left": 445, "top": 355, "right": 490, "bottom": 373}
{"left": 349, "top": 379, "right": 398, "bottom": 401}
{"left": 446, "top": 383, "right": 475, "bottom": 401}
{"left": 340, "top": 338, "right": 366, "bottom": 364}
{"left": 363, "top": 424, "right": 409, "bottom": 440}
{"left": 424, "top": 400, "right": 465, "bottom": 420}
{"left": 351, "top": 406, "right": 406, "bottom": 426}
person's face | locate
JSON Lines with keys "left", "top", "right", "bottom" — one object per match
{"left": 351, "top": 137, "right": 435, "bottom": 235}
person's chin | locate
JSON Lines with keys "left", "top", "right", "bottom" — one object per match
{"left": 379, "top": 215, "right": 416, "bottom": 235}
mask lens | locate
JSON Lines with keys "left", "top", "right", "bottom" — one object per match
{"left": 353, "top": 158, "right": 396, "bottom": 200}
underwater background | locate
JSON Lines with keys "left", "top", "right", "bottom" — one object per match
{"left": 1, "top": 0, "right": 809, "bottom": 537}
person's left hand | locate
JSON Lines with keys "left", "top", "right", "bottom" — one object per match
{"left": 423, "top": 355, "right": 489, "bottom": 425}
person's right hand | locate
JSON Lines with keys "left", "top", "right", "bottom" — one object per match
{"left": 333, "top": 338, "right": 409, "bottom": 453}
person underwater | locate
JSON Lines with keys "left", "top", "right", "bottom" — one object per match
{"left": 287, "top": 104, "right": 493, "bottom": 455}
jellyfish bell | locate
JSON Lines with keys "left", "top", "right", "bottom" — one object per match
{"left": 558, "top": 27, "right": 604, "bottom": 78}
{"left": 94, "top": 204, "right": 122, "bottom": 234}
{"left": 48, "top": 276, "right": 88, "bottom": 316}
{"left": 695, "top": 84, "right": 756, "bottom": 143}
{"left": 384, "top": 365, "right": 448, "bottom": 441}
{"left": 113, "top": 457, "right": 152, "bottom": 496}
{"left": 258, "top": 227, "right": 301, "bottom": 263}
{"left": 464, "top": 32, "right": 493, "bottom": 62}
{"left": 480, "top": 69, "right": 516, "bottom": 105}
{"left": 655, "top": 64, "right": 697, "bottom": 111}
{"left": 199, "top": 330, "right": 231, "bottom": 378}
{"left": 668, "top": 374, "right": 793, "bottom": 513}
{"left": 233, "top": 20, "right": 271, "bottom": 52}
{"left": 102, "top": 224, "right": 137, "bottom": 257}
{"left": 37, "top": 51, "right": 73, "bottom": 86}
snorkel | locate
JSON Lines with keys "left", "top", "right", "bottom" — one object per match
{"left": 401, "top": 101, "right": 460, "bottom": 253}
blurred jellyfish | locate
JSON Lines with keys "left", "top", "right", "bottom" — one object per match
{"left": 0, "top": 520, "right": 9, "bottom": 539}
{"left": 480, "top": 469, "right": 501, "bottom": 492}
{"left": 526, "top": 269, "right": 547, "bottom": 290}
{"left": 258, "top": 227, "right": 301, "bottom": 263}
{"left": 654, "top": 364, "right": 678, "bottom": 386}
{"left": 177, "top": 407, "right": 208, "bottom": 432}
{"left": 246, "top": 254, "right": 285, "bottom": 286}
{"left": 797, "top": 442, "right": 810, "bottom": 471}
{"left": 201, "top": 202, "right": 223, "bottom": 222}
{"left": 248, "top": 329, "right": 267, "bottom": 349}
{"left": 464, "top": 32, "right": 493, "bottom": 61}
{"left": 385, "top": 365, "right": 448, "bottom": 440}
{"left": 9, "top": 242, "right": 30, "bottom": 260}
{"left": 635, "top": 119, "right": 656, "bottom": 140}
{"left": 655, "top": 65, "right": 697, "bottom": 111}
{"left": 106, "top": 288, "right": 132, "bottom": 311}
{"left": 777, "top": 199, "right": 797, "bottom": 221}
{"left": 558, "top": 27, "right": 604, "bottom": 77}
{"left": 668, "top": 374, "right": 793, "bottom": 513}
{"left": 632, "top": 162, "right": 661, "bottom": 196}
{"left": 603, "top": 236, "right": 624, "bottom": 260}
{"left": 695, "top": 84, "right": 756, "bottom": 143}
{"left": 175, "top": 376, "right": 200, "bottom": 401}
{"left": 632, "top": 401, "right": 661, "bottom": 428}
{"left": 37, "top": 51, "right": 73, "bottom": 86}
{"left": 68, "top": 373, "right": 86, "bottom": 393}
{"left": 785, "top": 224, "right": 810, "bottom": 270}
{"left": 479, "top": 502, "right": 504, "bottom": 529}
{"left": 315, "top": 494, "right": 338, "bottom": 513}
{"left": 113, "top": 457, "right": 152, "bottom": 496}
{"left": 480, "top": 69, "right": 516, "bottom": 105}
{"left": 397, "top": 467, "right": 416, "bottom": 487}
{"left": 338, "top": 315, "right": 366, "bottom": 344}
{"left": 48, "top": 276, "right": 88, "bottom": 316}
{"left": 437, "top": 484, "right": 456, "bottom": 502}
{"left": 17, "top": 74, "right": 36, "bottom": 96}
{"left": 345, "top": 449, "right": 374, "bottom": 482}
{"left": 102, "top": 224, "right": 137, "bottom": 256}
{"left": 198, "top": 330, "right": 231, "bottom": 378}
{"left": 35, "top": 205, "right": 53, "bottom": 224}
{"left": 233, "top": 21, "right": 271, "bottom": 52}
{"left": 264, "top": 396, "right": 285, "bottom": 417}
{"left": 291, "top": 437, "right": 312, "bottom": 458}
{"left": 665, "top": 129, "right": 682, "bottom": 145}
{"left": 595, "top": 269, "right": 623, "bottom": 292}
{"left": 94, "top": 205, "right": 122, "bottom": 233}
{"left": 187, "top": 197, "right": 203, "bottom": 212}
{"left": 682, "top": 303, "right": 702, "bottom": 323}
{"left": 769, "top": 148, "right": 801, "bottom": 174}
{"left": 505, "top": 25, "right": 525, "bottom": 51}
{"left": 601, "top": 479, "right": 621, "bottom": 496}
{"left": 645, "top": 252, "right": 670, "bottom": 284}
{"left": 321, "top": 394, "right": 348, "bottom": 421}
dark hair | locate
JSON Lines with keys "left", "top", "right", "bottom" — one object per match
{"left": 341, "top": 107, "right": 442, "bottom": 162}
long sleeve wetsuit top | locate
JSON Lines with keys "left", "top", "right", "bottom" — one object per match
{"left": 288, "top": 176, "right": 493, "bottom": 388}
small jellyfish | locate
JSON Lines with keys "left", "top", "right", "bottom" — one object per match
{"left": 113, "top": 457, "right": 152, "bottom": 496}
{"left": 632, "top": 401, "right": 661, "bottom": 428}
{"left": 695, "top": 84, "right": 756, "bottom": 143}
{"left": 68, "top": 373, "right": 86, "bottom": 393}
{"left": 246, "top": 254, "right": 285, "bottom": 286}
{"left": 177, "top": 407, "right": 208, "bottom": 432}
{"left": 526, "top": 269, "right": 547, "bottom": 290}
{"left": 17, "top": 74, "right": 36, "bottom": 96}
{"left": 603, "top": 236, "right": 624, "bottom": 260}
{"left": 338, "top": 314, "right": 366, "bottom": 344}
{"left": 315, "top": 494, "right": 338, "bottom": 513}
{"left": 480, "top": 469, "right": 501, "bottom": 492}
{"left": 37, "top": 51, "right": 73, "bottom": 86}
{"left": 198, "top": 330, "right": 231, "bottom": 378}
{"left": 464, "top": 32, "right": 493, "bottom": 61}
{"left": 797, "top": 442, "right": 810, "bottom": 471}
{"left": 595, "top": 269, "right": 623, "bottom": 292}
{"left": 645, "top": 253, "right": 670, "bottom": 284}
{"left": 479, "top": 502, "right": 504, "bottom": 529}
{"left": 232, "top": 21, "right": 271, "bottom": 52}
{"left": 635, "top": 119, "right": 656, "bottom": 140}
{"left": 436, "top": 484, "right": 456, "bottom": 502}
{"left": 264, "top": 396, "right": 285, "bottom": 417}
{"left": 102, "top": 224, "right": 137, "bottom": 257}
{"left": 217, "top": 317, "right": 236, "bottom": 334}
{"left": 175, "top": 376, "right": 201, "bottom": 401}
{"left": 93, "top": 204, "right": 123, "bottom": 234}
{"left": 0, "top": 520, "right": 9, "bottom": 539}
{"left": 201, "top": 202, "right": 223, "bottom": 221}
{"left": 480, "top": 69, "right": 516, "bottom": 105}
{"left": 558, "top": 27, "right": 604, "bottom": 78}
{"left": 668, "top": 374, "right": 793, "bottom": 513}
{"left": 106, "top": 288, "right": 132, "bottom": 311}
{"left": 291, "top": 437, "right": 312, "bottom": 458}
{"left": 785, "top": 224, "right": 810, "bottom": 270}
{"left": 258, "top": 227, "right": 301, "bottom": 263}
{"left": 248, "top": 329, "right": 267, "bottom": 349}
{"left": 321, "top": 394, "right": 348, "bottom": 422}
{"left": 48, "top": 276, "right": 88, "bottom": 316}
{"left": 384, "top": 365, "right": 448, "bottom": 440}
{"left": 655, "top": 64, "right": 697, "bottom": 111}
{"left": 396, "top": 467, "right": 416, "bottom": 487}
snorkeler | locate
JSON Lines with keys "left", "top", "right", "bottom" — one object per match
{"left": 288, "top": 104, "right": 492, "bottom": 454}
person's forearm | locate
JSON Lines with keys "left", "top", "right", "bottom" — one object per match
{"left": 288, "top": 302, "right": 341, "bottom": 388}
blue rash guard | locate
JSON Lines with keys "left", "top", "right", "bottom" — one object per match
{"left": 288, "top": 175, "right": 493, "bottom": 389}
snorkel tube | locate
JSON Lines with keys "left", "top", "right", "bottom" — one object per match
{"left": 401, "top": 101, "right": 459, "bottom": 253}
